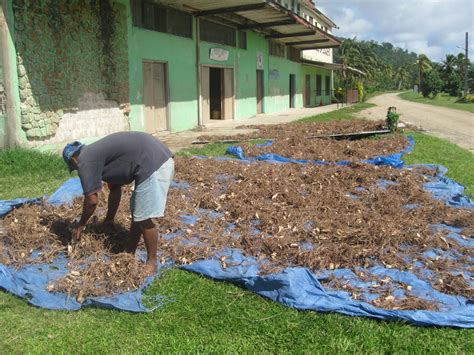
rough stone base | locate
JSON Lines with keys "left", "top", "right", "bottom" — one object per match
{"left": 27, "top": 93, "right": 129, "bottom": 147}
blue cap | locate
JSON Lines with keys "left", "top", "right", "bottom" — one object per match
{"left": 62, "top": 141, "right": 84, "bottom": 172}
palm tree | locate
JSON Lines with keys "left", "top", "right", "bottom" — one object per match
{"left": 338, "top": 38, "right": 378, "bottom": 85}
{"left": 415, "top": 54, "right": 432, "bottom": 89}
{"left": 442, "top": 54, "right": 457, "bottom": 76}
{"left": 394, "top": 65, "right": 411, "bottom": 90}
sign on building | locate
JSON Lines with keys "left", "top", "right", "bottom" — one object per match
{"left": 256, "top": 51, "right": 264, "bottom": 70}
{"left": 210, "top": 48, "right": 229, "bottom": 61}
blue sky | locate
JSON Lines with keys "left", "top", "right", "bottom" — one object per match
{"left": 317, "top": 0, "right": 474, "bottom": 62}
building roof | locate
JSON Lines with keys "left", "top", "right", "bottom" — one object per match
{"left": 303, "top": 1, "right": 339, "bottom": 29}
{"left": 160, "top": 0, "right": 341, "bottom": 50}
{"left": 301, "top": 59, "right": 366, "bottom": 76}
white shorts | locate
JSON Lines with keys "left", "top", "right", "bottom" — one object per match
{"left": 130, "top": 158, "right": 174, "bottom": 222}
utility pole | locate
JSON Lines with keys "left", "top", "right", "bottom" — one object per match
{"left": 463, "top": 32, "right": 469, "bottom": 98}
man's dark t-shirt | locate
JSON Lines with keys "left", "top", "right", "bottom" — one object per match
{"left": 77, "top": 132, "right": 172, "bottom": 196}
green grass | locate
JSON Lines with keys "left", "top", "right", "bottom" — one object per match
{"left": 299, "top": 102, "right": 375, "bottom": 123}
{"left": 1, "top": 105, "right": 474, "bottom": 352}
{"left": 404, "top": 132, "right": 474, "bottom": 197}
{"left": 399, "top": 92, "right": 474, "bottom": 112}
{"left": 0, "top": 148, "right": 71, "bottom": 199}
{"left": 1, "top": 269, "right": 472, "bottom": 353}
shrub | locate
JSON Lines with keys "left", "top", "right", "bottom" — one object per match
{"left": 443, "top": 72, "right": 462, "bottom": 97}
{"left": 357, "top": 81, "right": 365, "bottom": 102}
{"left": 456, "top": 94, "right": 474, "bottom": 103}
{"left": 386, "top": 107, "right": 399, "bottom": 132}
{"left": 421, "top": 70, "right": 443, "bottom": 98}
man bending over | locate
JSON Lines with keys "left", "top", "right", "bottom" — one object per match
{"left": 62, "top": 131, "right": 174, "bottom": 274}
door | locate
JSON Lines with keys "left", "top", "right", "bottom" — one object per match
{"left": 222, "top": 68, "right": 234, "bottom": 120}
{"left": 143, "top": 62, "right": 168, "bottom": 133}
{"left": 201, "top": 66, "right": 210, "bottom": 122}
{"left": 305, "top": 74, "right": 311, "bottom": 107}
{"left": 289, "top": 74, "right": 296, "bottom": 108}
{"left": 256, "top": 70, "right": 264, "bottom": 114}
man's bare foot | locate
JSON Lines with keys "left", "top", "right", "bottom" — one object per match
{"left": 143, "top": 262, "right": 157, "bottom": 276}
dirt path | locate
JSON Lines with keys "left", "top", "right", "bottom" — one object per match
{"left": 355, "top": 92, "right": 474, "bottom": 152}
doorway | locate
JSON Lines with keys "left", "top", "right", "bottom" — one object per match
{"left": 201, "top": 66, "right": 234, "bottom": 122}
{"left": 143, "top": 61, "right": 169, "bottom": 133}
{"left": 256, "top": 70, "right": 264, "bottom": 114}
{"left": 210, "top": 68, "right": 222, "bottom": 119}
{"left": 289, "top": 74, "right": 296, "bottom": 108}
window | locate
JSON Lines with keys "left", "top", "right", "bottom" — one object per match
{"left": 325, "top": 76, "right": 331, "bottom": 96}
{"left": 238, "top": 31, "right": 247, "bottom": 50}
{"left": 287, "top": 46, "right": 300, "bottom": 62}
{"left": 131, "top": 0, "right": 192, "bottom": 39}
{"left": 316, "top": 75, "right": 322, "bottom": 96}
{"left": 200, "top": 20, "right": 236, "bottom": 47}
{"left": 269, "top": 40, "right": 285, "bottom": 58}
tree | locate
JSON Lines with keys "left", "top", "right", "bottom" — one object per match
{"left": 421, "top": 70, "right": 443, "bottom": 98}
{"left": 442, "top": 54, "right": 457, "bottom": 76}
{"left": 394, "top": 65, "right": 411, "bottom": 90}
{"left": 416, "top": 54, "right": 432, "bottom": 90}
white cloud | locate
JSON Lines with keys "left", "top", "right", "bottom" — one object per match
{"left": 316, "top": 0, "right": 474, "bottom": 61}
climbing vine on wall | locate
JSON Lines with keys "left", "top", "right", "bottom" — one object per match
{"left": 13, "top": 0, "right": 129, "bottom": 140}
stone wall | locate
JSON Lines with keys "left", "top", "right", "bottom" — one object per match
{"left": 12, "top": 0, "right": 129, "bottom": 143}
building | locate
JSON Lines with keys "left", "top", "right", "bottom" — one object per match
{"left": 0, "top": 0, "right": 340, "bottom": 149}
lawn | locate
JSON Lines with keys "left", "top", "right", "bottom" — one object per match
{"left": 1, "top": 103, "right": 473, "bottom": 352}
{"left": 399, "top": 91, "right": 474, "bottom": 112}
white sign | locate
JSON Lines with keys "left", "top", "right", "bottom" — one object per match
{"left": 256, "top": 51, "right": 264, "bottom": 70}
{"left": 210, "top": 48, "right": 229, "bottom": 61}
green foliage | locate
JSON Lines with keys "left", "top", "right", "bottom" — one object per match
{"left": 456, "top": 94, "right": 474, "bottom": 103}
{"left": 444, "top": 71, "right": 462, "bottom": 97}
{"left": 334, "top": 38, "right": 419, "bottom": 92}
{"left": 357, "top": 81, "right": 365, "bottom": 102}
{"left": 421, "top": 70, "right": 443, "bottom": 98}
{"left": 386, "top": 108, "right": 400, "bottom": 132}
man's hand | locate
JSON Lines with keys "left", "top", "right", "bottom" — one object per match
{"left": 71, "top": 224, "right": 85, "bottom": 244}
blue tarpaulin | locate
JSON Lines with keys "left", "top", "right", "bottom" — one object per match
{"left": 226, "top": 136, "right": 415, "bottom": 168}
{"left": 0, "top": 142, "right": 473, "bottom": 327}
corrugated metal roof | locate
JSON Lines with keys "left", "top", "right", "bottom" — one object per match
{"left": 159, "top": 0, "right": 340, "bottom": 50}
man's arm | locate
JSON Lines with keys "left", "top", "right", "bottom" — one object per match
{"left": 72, "top": 193, "right": 99, "bottom": 243}
{"left": 104, "top": 184, "right": 122, "bottom": 223}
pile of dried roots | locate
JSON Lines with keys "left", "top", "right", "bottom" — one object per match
{"left": 198, "top": 120, "right": 410, "bottom": 161}
{"left": 1, "top": 156, "right": 472, "bottom": 309}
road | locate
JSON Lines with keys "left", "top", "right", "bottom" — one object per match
{"left": 356, "top": 92, "right": 474, "bottom": 152}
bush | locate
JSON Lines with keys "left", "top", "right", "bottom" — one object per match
{"left": 443, "top": 72, "right": 462, "bottom": 97}
{"left": 386, "top": 107, "right": 399, "bottom": 132}
{"left": 357, "top": 81, "right": 365, "bottom": 102}
{"left": 456, "top": 94, "right": 474, "bottom": 103}
{"left": 421, "top": 70, "right": 443, "bottom": 98}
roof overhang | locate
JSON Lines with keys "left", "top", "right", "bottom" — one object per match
{"left": 158, "top": 0, "right": 341, "bottom": 50}
{"left": 301, "top": 59, "right": 366, "bottom": 76}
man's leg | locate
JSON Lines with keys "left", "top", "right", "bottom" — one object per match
{"left": 126, "top": 221, "right": 142, "bottom": 254}
{"left": 139, "top": 218, "right": 158, "bottom": 274}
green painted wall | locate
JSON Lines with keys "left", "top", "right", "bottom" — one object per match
{"left": 12, "top": 0, "right": 129, "bottom": 141}
{"left": 127, "top": 3, "right": 198, "bottom": 133}
{"left": 235, "top": 31, "right": 268, "bottom": 119}
{"left": 199, "top": 30, "right": 332, "bottom": 122}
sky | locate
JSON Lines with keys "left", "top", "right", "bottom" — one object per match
{"left": 317, "top": 0, "right": 474, "bottom": 62}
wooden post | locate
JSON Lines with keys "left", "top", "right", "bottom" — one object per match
{"left": 463, "top": 32, "right": 469, "bottom": 98}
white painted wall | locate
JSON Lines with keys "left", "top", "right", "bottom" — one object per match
{"left": 301, "top": 48, "right": 333, "bottom": 63}
{"left": 28, "top": 93, "right": 129, "bottom": 147}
